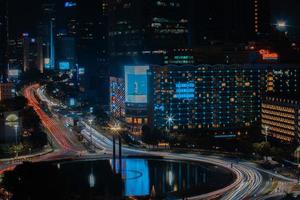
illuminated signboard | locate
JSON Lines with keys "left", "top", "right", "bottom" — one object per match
{"left": 8, "top": 69, "right": 21, "bottom": 77}
{"left": 125, "top": 65, "right": 149, "bottom": 103}
{"left": 175, "top": 82, "right": 195, "bottom": 99}
{"left": 59, "top": 61, "right": 70, "bottom": 70}
{"left": 64, "top": 2, "right": 77, "bottom": 7}
{"left": 259, "top": 49, "right": 279, "bottom": 61}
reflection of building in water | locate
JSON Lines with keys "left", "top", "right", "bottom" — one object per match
{"left": 112, "top": 159, "right": 233, "bottom": 199}
{"left": 148, "top": 160, "right": 233, "bottom": 198}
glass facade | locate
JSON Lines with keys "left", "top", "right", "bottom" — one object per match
{"left": 262, "top": 96, "right": 300, "bottom": 142}
{"left": 149, "top": 65, "right": 300, "bottom": 136}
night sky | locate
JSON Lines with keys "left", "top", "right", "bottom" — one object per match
{"left": 7, "top": 0, "right": 300, "bottom": 38}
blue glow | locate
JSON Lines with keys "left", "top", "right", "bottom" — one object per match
{"left": 124, "top": 159, "right": 150, "bottom": 196}
{"left": 175, "top": 82, "right": 195, "bottom": 99}
{"left": 78, "top": 67, "right": 85, "bottom": 75}
{"left": 59, "top": 62, "right": 70, "bottom": 70}
{"left": 154, "top": 104, "right": 165, "bottom": 111}
{"left": 45, "top": 63, "right": 51, "bottom": 69}
{"left": 125, "top": 65, "right": 149, "bottom": 103}
{"left": 65, "top": 2, "right": 77, "bottom": 7}
{"left": 69, "top": 98, "right": 75, "bottom": 106}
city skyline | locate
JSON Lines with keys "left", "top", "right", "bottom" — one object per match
{"left": 1, "top": 0, "right": 300, "bottom": 200}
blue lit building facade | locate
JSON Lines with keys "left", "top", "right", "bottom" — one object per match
{"left": 110, "top": 76, "right": 125, "bottom": 119}
{"left": 149, "top": 65, "right": 300, "bottom": 136}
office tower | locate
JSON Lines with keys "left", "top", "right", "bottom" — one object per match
{"left": 124, "top": 65, "right": 149, "bottom": 134}
{"left": 190, "top": 0, "right": 271, "bottom": 45}
{"left": 108, "top": 0, "right": 189, "bottom": 75}
{"left": 261, "top": 95, "right": 300, "bottom": 143}
{"left": 38, "top": 2, "right": 56, "bottom": 70}
{"left": 148, "top": 64, "right": 300, "bottom": 137}
{"left": 76, "top": 0, "right": 109, "bottom": 104}
{"left": 23, "top": 34, "right": 44, "bottom": 73}
{"left": 0, "top": 0, "right": 8, "bottom": 81}
{"left": 8, "top": 37, "right": 23, "bottom": 78}
{"left": 110, "top": 77, "right": 125, "bottom": 119}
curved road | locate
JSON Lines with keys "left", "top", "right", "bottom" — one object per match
{"left": 1, "top": 84, "right": 296, "bottom": 200}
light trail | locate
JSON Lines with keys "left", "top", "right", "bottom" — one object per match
{"left": 24, "top": 84, "right": 80, "bottom": 152}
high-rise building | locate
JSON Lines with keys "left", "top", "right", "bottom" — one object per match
{"left": 148, "top": 64, "right": 300, "bottom": 137}
{"left": 190, "top": 0, "right": 271, "bottom": 45}
{"left": 8, "top": 37, "right": 23, "bottom": 72}
{"left": 22, "top": 34, "right": 44, "bottom": 73}
{"left": 76, "top": 0, "right": 109, "bottom": 104}
{"left": 108, "top": 0, "right": 189, "bottom": 75}
{"left": 124, "top": 65, "right": 149, "bottom": 134}
{"left": 38, "top": 2, "right": 56, "bottom": 70}
{"left": 0, "top": 82, "right": 15, "bottom": 101}
{"left": 261, "top": 95, "right": 300, "bottom": 143}
{"left": 0, "top": 0, "right": 8, "bottom": 82}
{"left": 110, "top": 77, "right": 125, "bottom": 119}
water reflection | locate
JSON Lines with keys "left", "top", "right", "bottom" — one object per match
{"left": 1, "top": 159, "right": 233, "bottom": 200}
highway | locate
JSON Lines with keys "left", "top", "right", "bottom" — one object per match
{"left": 24, "top": 84, "right": 83, "bottom": 153}
{"left": 0, "top": 84, "right": 297, "bottom": 200}
{"left": 79, "top": 120, "right": 266, "bottom": 200}
{"left": 35, "top": 84, "right": 298, "bottom": 199}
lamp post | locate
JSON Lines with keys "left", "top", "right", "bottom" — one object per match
{"left": 13, "top": 124, "right": 19, "bottom": 158}
{"left": 276, "top": 21, "right": 287, "bottom": 30}
{"left": 111, "top": 123, "right": 122, "bottom": 174}
{"left": 88, "top": 118, "right": 94, "bottom": 151}
{"left": 263, "top": 125, "right": 269, "bottom": 143}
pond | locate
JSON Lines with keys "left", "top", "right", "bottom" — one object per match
{"left": 1, "top": 158, "right": 234, "bottom": 200}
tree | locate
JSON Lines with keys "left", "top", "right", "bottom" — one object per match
{"left": 0, "top": 96, "right": 28, "bottom": 111}
{"left": 141, "top": 125, "right": 161, "bottom": 145}
{"left": 253, "top": 142, "right": 271, "bottom": 156}
{"left": 22, "top": 107, "right": 41, "bottom": 130}
{"left": 8, "top": 144, "right": 25, "bottom": 156}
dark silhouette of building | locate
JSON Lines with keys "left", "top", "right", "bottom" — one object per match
{"left": 108, "top": 0, "right": 189, "bottom": 76}
{"left": 190, "top": 0, "right": 271, "bottom": 46}
{"left": 0, "top": 0, "right": 8, "bottom": 81}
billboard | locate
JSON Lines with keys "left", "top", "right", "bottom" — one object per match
{"left": 59, "top": 61, "right": 70, "bottom": 70}
{"left": 125, "top": 65, "right": 149, "bottom": 103}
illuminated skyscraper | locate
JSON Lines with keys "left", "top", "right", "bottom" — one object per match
{"left": 108, "top": 0, "right": 189, "bottom": 75}
{"left": 0, "top": 0, "right": 8, "bottom": 81}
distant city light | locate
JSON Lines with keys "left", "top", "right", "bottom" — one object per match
{"left": 64, "top": 2, "right": 77, "bottom": 7}
{"left": 276, "top": 21, "right": 287, "bottom": 30}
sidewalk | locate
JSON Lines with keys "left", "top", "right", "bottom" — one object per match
{"left": 0, "top": 148, "right": 53, "bottom": 165}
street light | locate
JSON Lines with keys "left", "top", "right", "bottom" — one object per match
{"left": 13, "top": 124, "right": 19, "bottom": 145}
{"left": 110, "top": 123, "right": 122, "bottom": 175}
{"left": 166, "top": 115, "right": 174, "bottom": 132}
{"left": 263, "top": 125, "right": 269, "bottom": 143}
{"left": 111, "top": 123, "right": 122, "bottom": 133}
{"left": 276, "top": 21, "right": 287, "bottom": 29}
